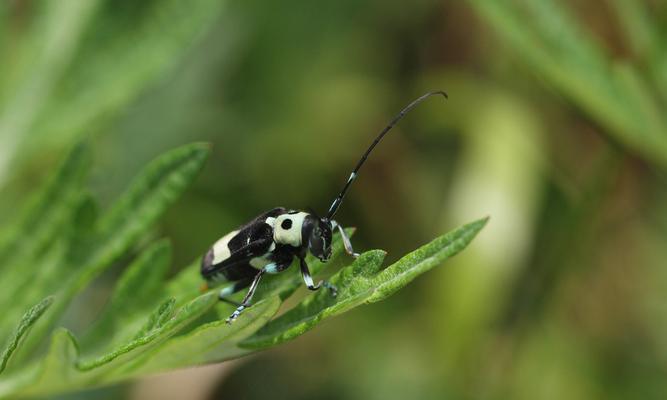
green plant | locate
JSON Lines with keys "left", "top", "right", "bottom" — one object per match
{"left": 0, "top": 0, "right": 225, "bottom": 186}
{"left": 0, "top": 143, "right": 486, "bottom": 397}
{"left": 470, "top": 0, "right": 667, "bottom": 168}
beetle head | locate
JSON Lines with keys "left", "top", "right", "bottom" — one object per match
{"left": 302, "top": 215, "right": 333, "bottom": 261}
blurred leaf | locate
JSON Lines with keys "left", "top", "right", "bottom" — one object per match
{"left": 0, "top": 0, "right": 225, "bottom": 184}
{"left": 0, "top": 143, "right": 89, "bottom": 340}
{"left": 29, "top": 0, "right": 225, "bottom": 152}
{"left": 9, "top": 143, "right": 210, "bottom": 363}
{"left": 0, "top": 0, "right": 100, "bottom": 184}
{"left": 82, "top": 240, "right": 172, "bottom": 350}
{"left": 0, "top": 143, "right": 89, "bottom": 272}
{"left": 470, "top": 0, "right": 667, "bottom": 167}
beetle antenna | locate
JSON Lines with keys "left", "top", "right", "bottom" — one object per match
{"left": 326, "top": 90, "right": 447, "bottom": 219}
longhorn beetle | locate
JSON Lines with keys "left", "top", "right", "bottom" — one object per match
{"left": 201, "top": 91, "right": 447, "bottom": 323}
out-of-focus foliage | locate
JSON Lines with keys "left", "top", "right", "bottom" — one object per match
{"left": 471, "top": 1, "right": 667, "bottom": 168}
{"left": 0, "top": 0, "right": 225, "bottom": 186}
{"left": 2, "top": 0, "right": 667, "bottom": 399}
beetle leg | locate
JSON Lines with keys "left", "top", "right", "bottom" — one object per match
{"left": 332, "top": 220, "right": 359, "bottom": 258}
{"left": 217, "top": 278, "right": 253, "bottom": 306}
{"left": 226, "top": 269, "right": 265, "bottom": 324}
{"left": 299, "top": 257, "right": 337, "bottom": 297}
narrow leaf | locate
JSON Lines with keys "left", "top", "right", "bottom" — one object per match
{"left": 132, "top": 298, "right": 177, "bottom": 340}
{"left": 16, "top": 143, "right": 210, "bottom": 362}
{"left": 11, "top": 294, "right": 217, "bottom": 398}
{"left": 0, "top": 142, "right": 89, "bottom": 271}
{"left": 0, "top": 143, "right": 90, "bottom": 338}
{"left": 129, "top": 297, "right": 281, "bottom": 375}
{"left": 77, "top": 293, "right": 217, "bottom": 372}
{"left": 0, "top": 296, "right": 54, "bottom": 375}
{"left": 95, "top": 143, "right": 210, "bottom": 264}
{"left": 83, "top": 240, "right": 172, "bottom": 349}
{"left": 31, "top": 328, "right": 81, "bottom": 392}
{"left": 28, "top": 0, "right": 225, "bottom": 158}
{"left": 242, "top": 217, "right": 489, "bottom": 348}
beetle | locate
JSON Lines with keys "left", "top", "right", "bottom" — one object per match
{"left": 201, "top": 90, "right": 447, "bottom": 323}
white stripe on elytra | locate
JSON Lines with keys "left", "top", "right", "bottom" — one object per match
{"left": 212, "top": 230, "right": 239, "bottom": 264}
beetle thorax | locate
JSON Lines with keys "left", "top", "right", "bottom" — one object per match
{"left": 273, "top": 212, "right": 309, "bottom": 247}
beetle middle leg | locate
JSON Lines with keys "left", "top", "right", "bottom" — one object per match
{"left": 217, "top": 278, "right": 253, "bottom": 307}
{"left": 225, "top": 258, "right": 292, "bottom": 323}
{"left": 225, "top": 269, "right": 266, "bottom": 324}
{"left": 299, "top": 257, "right": 337, "bottom": 297}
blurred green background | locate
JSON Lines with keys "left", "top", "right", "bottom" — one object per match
{"left": 2, "top": 0, "right": 667, "bottom": 399}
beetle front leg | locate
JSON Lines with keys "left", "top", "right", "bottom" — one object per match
{"left": 332, "top": 220, "right": 359, "bottom": 258}
{"left": 299, "top": 257, "right": 337, "bottom": 297}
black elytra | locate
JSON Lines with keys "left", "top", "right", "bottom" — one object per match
{"left": 200, "top": 91, "right": 448, "bottom": 323}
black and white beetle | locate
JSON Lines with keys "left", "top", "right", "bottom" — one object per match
{"left": 201, "top": 91, "right": 447, "bottom": 323}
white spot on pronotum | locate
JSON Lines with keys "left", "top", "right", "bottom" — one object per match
{"left": 274, "top": 212, "right": 308, "bottom": 247}
{"left": 212, "top": 230, "right": 239, "bottom": 264}
{"left": 348, "top": 172, "right": 357, "bottom": 183}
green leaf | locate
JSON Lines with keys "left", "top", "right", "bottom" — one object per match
{"left": 77, "top": 293, "right": 217, "bottom": 373}
{"left": 127, "top": 297, "right": 281, "bottom": 375}
{"left": 28, "top": 0, "right": 226, "bottom": 153}
{"left": 95, "top": 143, "right": 210, "bottom": 261}
{"left": 0, "top": 0, "right": 225, "bottom": 181}
{"left": 0, "top": 0, "right": 101, "bottom": 184}
{"left": 469, "top": 1, "right": 667, "bottom": 167}
{"left": 0, "top": 142, "right": 89, "bottom": 340}
{"left": 0, "top": 142, "right": 89, "bottom": 272}
{"left": 0, "top": 139, "right": 488, "bottom": 397}
{"left": 0, "top": 296, "right": 54, "bottom": 375}
{"left": 9, "top": 293, "right": 217, "bottom": 398}
{"left": 0, "top": 219, "right": 486, "bottom": 397}
{"left": 242, "top": 217, "right": 489, "bottom": 349}
{"left": 82, "top": 240, "right": 172, "bottom": 350}
{"left": 31, "top": 328, "right": 81, "bottom": 392}
{"left": 133, "top": 298, "right": 177, "bottom": 340}
{"left": 15, "top": 143, "right": 210, "bottom": 362}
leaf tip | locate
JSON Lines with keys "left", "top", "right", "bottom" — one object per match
{"left": 467, "top": 215, "right": 490, "bottom": 232}
{"left": 190, "top": 142, "right": 213, "bottom": 154}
